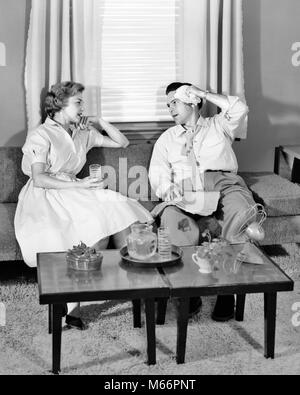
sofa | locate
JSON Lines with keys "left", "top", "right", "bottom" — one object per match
{"left": 2, "top": 144, "right": 300, "bottom": 263}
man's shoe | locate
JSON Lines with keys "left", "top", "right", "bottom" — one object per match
{"left": 65, "top": 315, "right": 88, "bottom": 330}
{"left": 188, "top": 297, "right": 202, "bottom": 318}
{"left": 211, "top": 295, "right": 235, "bottom": 322}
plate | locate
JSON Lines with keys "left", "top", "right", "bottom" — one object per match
{"left": 120, "top": 245, "right": 183, "bottom": 268}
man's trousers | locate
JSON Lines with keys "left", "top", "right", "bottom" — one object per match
{"left": 159, "top": 171, "right": 256, "bottom": 246}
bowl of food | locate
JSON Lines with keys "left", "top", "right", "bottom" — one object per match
{"left": 66, "top": 241, "right": 103, "bottom": 271}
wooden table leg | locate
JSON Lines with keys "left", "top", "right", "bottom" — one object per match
{"left": 291, "top": 157, "right": 300, "bottom": 183}
{"left": 176, "top": 297, "right": 189, "bottom": 364}
{"left": 273, "top": 146, "right": 282, "bottom": 174}
{"left": 132, "top": 299, "right": 141, "bottom": 328}
{"left": 144, "top": 298, "right": 156, "bottom": 365}
{"left": 52, "top": 304, "right": 63, "bottom": 374}
{"left": 235, "top": 294, "right": 246, "bottom": 321}
{"left": 48, "top": 304, "right": 53, "bottom": 334}
{"left": 264, "top": 292, "right": 277, "bottom": 359}
{"left": 156, "top": 297, "right": 168, "bottom": 325}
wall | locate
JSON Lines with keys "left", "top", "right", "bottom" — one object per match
{"left": 234, "top": 0, "right": 300, "bottom": 171}
{"left": 0, "top": 0, "right": 300, "bottom": 171}
{"left": 0, "top": 0, "right": 30, "bottom": 146}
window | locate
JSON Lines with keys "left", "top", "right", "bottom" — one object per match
{"left": 96, "top": 0, "right": 182, "bottom": 122}
{"left": 26, "top": 1, "right": 246, "bottom": 137}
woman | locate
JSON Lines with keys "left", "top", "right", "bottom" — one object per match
{"left": 15, "top": 81, "right": 153, "bottom": 329}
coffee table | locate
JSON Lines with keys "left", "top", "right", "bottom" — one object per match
{"left": 37, "top": 250, "right": 169, "bottom": 374}
{"left": 160, "top": 244, "right": 294, "bottom": 363}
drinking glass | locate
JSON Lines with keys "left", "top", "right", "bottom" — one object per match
{"left": 157, "top": 226, "right": 172, "bottom": 259}
{"left": 89, "top": 164, "right": 102, "bottom": 179}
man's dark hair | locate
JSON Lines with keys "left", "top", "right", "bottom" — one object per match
{"left": 166, "top": 82, "right": 202, "bottom": 110}
{"left": 165, "top": 82, "right": 192, "bottom": 95}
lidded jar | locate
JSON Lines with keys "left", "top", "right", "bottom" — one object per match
{"left": 126, "top": 223, "right": 157, "bottom": 260}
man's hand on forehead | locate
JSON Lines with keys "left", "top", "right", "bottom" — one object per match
{"left": 174, "top": 85, "right": 201, "bottom": 105}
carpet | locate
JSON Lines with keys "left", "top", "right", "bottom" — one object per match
{"left": 0, "top": 243, "right": 300, "bottom": 375}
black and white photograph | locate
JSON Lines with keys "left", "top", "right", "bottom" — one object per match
{"left": 0, "top": 0, "right": 299, "bottom": 378}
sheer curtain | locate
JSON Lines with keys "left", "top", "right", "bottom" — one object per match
{"left": 24, "top": 0, "right": 99, "bottom": 130}
{"left": 182, "top": 0, "right": 247, "bottom": 138}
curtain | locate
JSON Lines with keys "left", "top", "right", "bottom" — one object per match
{"left": 25, "top": 0, "right": 100, "bottom": 130}
{"left": 183, "top": 0, "right": 247, "bottom": 138}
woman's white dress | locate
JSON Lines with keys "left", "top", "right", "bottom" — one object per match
{"left": 14, "top": 118, "right": 153, "bottom": 267}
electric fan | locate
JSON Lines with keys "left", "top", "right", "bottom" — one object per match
{"left": 233, "top": 203, "right": 267, "bottom": 264}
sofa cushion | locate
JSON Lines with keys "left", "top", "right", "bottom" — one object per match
{"left": 0, "top": 203, "right": 22, "bottom": 260}
{"left": 78, "top": 143, "right": 156, "bottom": 201}
{"left": 240, "top": 172, "right": 300, "bottom": 217}
{"left": 0, "top": 147, "right": 28, "bottom": 203}
{"left": 262, "top": 215, "right": 300, "bottom": 245}
{"left": 81, "top": 147, "right": 300, "bottom": 217}
{"left": 79, "top": 147, "right": 300, "bottom": 217}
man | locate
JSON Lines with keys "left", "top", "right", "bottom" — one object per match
{"left": 149, "top": 82, "right": 256, "bottom": 321}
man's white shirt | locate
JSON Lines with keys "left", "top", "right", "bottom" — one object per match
{"left": 149, "top": 95, "right": 248, "bottom": 200}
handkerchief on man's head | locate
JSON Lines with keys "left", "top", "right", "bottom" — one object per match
{"left": 174, "top": 85, "right": 201, "bottom": 105}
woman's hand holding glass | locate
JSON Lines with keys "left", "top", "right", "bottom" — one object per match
{"left": 76, "top": 176, "right": 105, "bottom": 189}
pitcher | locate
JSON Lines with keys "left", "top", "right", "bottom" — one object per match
{"left": 126, "top": 223, "right": 157, "bottom": 260}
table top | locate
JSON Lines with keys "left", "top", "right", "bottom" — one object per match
{"left": 37, "top": 243, "right": 294, "bottom": 304}
{"left": 37, "top": 250, "right": 169, "bottom": 304}
{"left": 161, "top": 244, "right": 294, "bottom": 297}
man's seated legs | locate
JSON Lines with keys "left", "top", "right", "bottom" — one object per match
{"left": 207, "top": 172, "right": 257, "bottom": 321}
{"left": 160, "top": 205, "right": 200, "bottom": 246}
{"left": 218, "top": 193, "right": 257, "bottom": 243}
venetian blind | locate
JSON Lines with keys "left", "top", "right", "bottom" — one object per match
{"left": 96, "top": 0, "right": 182, "bottom": 122}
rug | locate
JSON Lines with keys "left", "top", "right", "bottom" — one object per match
{"left": 0, "top": 243, "right": 299, "bottom": 375}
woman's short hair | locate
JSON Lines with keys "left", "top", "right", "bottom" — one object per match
{"left": 44, "top": 81, "right": 85, "bottom": 118}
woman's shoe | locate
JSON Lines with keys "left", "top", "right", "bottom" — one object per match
{"left": 65, "top": 315, "right": 88, "bottom": 330}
